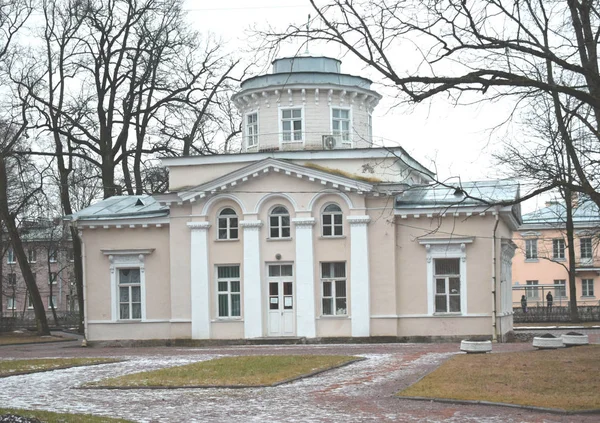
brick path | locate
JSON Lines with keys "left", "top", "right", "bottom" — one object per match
{"left": 0, "top": 337, "right": 598, "bottom": 423}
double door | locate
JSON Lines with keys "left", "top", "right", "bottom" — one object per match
{"left": 267, "top": 264, "right": 295, "bottom": 336}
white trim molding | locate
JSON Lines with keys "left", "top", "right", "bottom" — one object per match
{"left": 187, "top": 222, "right": 211, "bottom": 339}
{"left": 418, "top": 237, "right": 473, "bottom": 316}
{"left": 348, "top": 215, "right": 371, "bottom": 336}
{"left": 292, "top": 217, "right": 316, "bottom": 337}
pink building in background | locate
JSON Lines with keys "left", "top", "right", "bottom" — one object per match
{"left": 512, "top": 200, "right": 600, "bottom": 308}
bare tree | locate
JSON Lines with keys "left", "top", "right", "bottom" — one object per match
{"left": 261, "top": 0, "right": 600, "bottom": 206}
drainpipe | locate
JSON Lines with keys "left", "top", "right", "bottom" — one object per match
{"left": 491, "top": 210, "right": 499, "bottom": 342}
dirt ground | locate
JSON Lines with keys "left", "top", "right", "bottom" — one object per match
{"left": 0, "top": 335, "right": 598, "bottom": 423}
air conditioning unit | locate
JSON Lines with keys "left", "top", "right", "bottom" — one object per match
{"left": 322, "top": 134, "right": 339, "bottom": 150}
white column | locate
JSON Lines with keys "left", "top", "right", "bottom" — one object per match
{"left": 240, "top": 220, "right": 263, "bottom": 338}
{"left": 348, "top": 215, "right": 371, "bottom": 337}
{"left": 187, "top": 222, "right": 211, "bottom": 339}
{"left": 292, "top": 217, "right": 316, "bottom": 338}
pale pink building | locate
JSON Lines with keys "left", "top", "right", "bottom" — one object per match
{"left": 72, "top": 57, "right": 521, "bottom": 342}
{"left": 513, "top": 200, "right": 600, "bottom": 307}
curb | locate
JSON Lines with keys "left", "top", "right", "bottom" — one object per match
{"left": 396, "top": 396, "right": 600, "bottom": 415}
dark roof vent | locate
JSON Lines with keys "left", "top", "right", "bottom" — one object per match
{"left": 135, "top": 198, "right": 145, "bottom": 206}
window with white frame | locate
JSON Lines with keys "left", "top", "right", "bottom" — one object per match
{"left": 281, "top": 108, "right": 302, "bottom": 142}
{"left": 48, "top": 296, "right": 57, "bottom": 310}
{"left": 246, "top": 112, "right": 258, "bottom": 147}
{"left": 118, "top": 268, "right": 141, "bottom": 320}
{"left": 525, "top": 239, "right": 538, "bottom": 260}
{"left": 7, "top": 247, "right": 15, "bottom": 264}
{"left": 526, "top": 280, "right": 539, "bottom": 298}
{"left": 322, "top": 204, "right": 343, "bottom": 237}
{"left": 580, "top": 238, "right": 593, "bottom": 261}
{"left": 49, "top": 249, "right": 58, "bottom": 263}
{"left": 582, "top": 279, "right": 594, "bottom": 297}
{"left": 331, "top": 108, "right": 351, "bottom": 143}
{"left": 27, "top": 295, "right": 34, "bottom": 309}
{"left": 7, "top": 297, "right": 15, "bottom": 310}
{"left": 269, "top": 206, "right": 290, "bottom": 238}
{"left": 218, "top": 208, "right": 239, "bottom": 240}
{"left": 216, "top": 265, "right": 241, "bottom": 318}
{"left": 554, "top": 279, "right": 567, "bottom": 297}
{"left": 321, "top": 262, "right": 347, "bottom": 315}
{"left": 553, "top": 238, "right": 565, "bottom": 259}
{"left": 8, "top": 273, "right": 16, "bottom": 286}
{"left": 434, "top": 258, "right": 461, "bottom": 313}
{"left": 27, "top": 248, "right": 36, "bottom": 263}
{"left": 48, "top": 272, "right": 57, "bottom": 285}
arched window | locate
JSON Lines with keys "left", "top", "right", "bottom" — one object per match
{"left": 269, "top": 206, "right": 290, "bottom": 238}
{"left": 218, "top": 208, "right": 238, "bottom": 240}
{"left": 322, "top": 204, "right": 343, "bottom": 237}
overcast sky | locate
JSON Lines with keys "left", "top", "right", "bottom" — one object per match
{"left": 185, "top": 0, "right": 544, "bottom": 212}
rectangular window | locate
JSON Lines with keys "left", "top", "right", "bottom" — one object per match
{"left": 580, "top": 238, "right": 593, "bottom": 261}
{"left": 246, "top": 112, "right": 258, "bottom": 147}
{"left": 281, "top": 108, "right": 302, "bottom": 142}
{"left": 526, "top": 280, "right": 539, "bottom": 299}
{"left": 67, "top": 248, "right": 74, "bottom": 262}
{"left": 27, "top": 295, "right": 34, "bottom": 309}
{"left": 49, "top": 272, "right": 57, "bottom": 284}
{"left": 332, "top": 108, "right": 351, "bottom": 143}
{"left": 554, "top": 279, "right": 567, "bottom": 297}
{"left": 7, "top": 247, "right": 15, "bottom": 264}
{"left": 582, "top": 279, "right": 594, "bottom": 297}
{"left": 217, "top": 265, "right": 241, "bottom": 318}
{"left": 48, "top": 296, "right": 57, "bottom": 310}
{"left": 118, "top": 268, "right": 141, "bottom": 320}
{"left": 321, "top": 262, "right": 347, "bottom": 315}
{"left": 27, "top": 248, "right": 36, "bottom": 263}
{"left": 7, "top": 297, "right": 15, "bottom": 310}
{"left": 49, "top": 249, "right": 58, "bottom": 263}
{"left": 525, "top": 239, "right": 538, "bottom": 260}
{"left": 553, "top": 238, "right": 565, "bottom": 259}
{"left": 434, "top": 258, "right": 461, "bottom": 313}
{"left": 8, "top": 273, "right": 16, "bottom": 286}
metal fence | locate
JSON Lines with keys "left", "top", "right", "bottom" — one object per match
{"left": 0, "top": 312, "right": 80, "bottom": 332}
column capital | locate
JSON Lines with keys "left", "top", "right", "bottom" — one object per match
{"left": 347, "top": 215, "right": 371, "bottom": 226}
{"left": 240, "top": 220, "right": 263, "bottom": 228}
{"left": 187, "top": 222, "right": 211, "bottom": 231}
{"left": 292, "top": 217, "right": 316, "bottom": 227}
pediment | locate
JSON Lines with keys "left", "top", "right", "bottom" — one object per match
{"left": 160, "top": 158, "right": 375, "bottom": 205}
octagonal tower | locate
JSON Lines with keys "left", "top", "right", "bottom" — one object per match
{"left": 232, "top": 56, "right": 382, "bottom": 153}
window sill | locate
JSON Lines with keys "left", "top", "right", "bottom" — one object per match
{"left": 553, "top": 258, "right": 567, "bottom": 262}
{"left": 318, "top": 315, "right": 349, "bottom": 319}
{"left": 215, "top": 238, "right": 240, "bottom": 242}
{"left": 524, "top": 259, "right": 539, "bottom": 263}
{"left": 212, "top": 318, "right": 243, "bottom": 322}
{"left": 581, "top": 296, "right": 596, "bottom": 299}
{"left": 432, "top": 312, "right": 463, "bottom": 317}
{"left": 267, "top": 237, "right": 293, "bottom": 242}
{"left": 319, "top": 235, "right": 346, "bottom": 240}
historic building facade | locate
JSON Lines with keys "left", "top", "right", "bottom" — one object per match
{"left": 72, "top": 57, "right": 520, "bottom": 342}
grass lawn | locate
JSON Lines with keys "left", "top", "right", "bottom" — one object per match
{"left": 0, "top": 408, "right": 133, "bottom": 423}
{"left": 0, "top": 358, "right": 119, "bottom": 378}
{"left": 88, "top": 355, "right": 359, "bottom": 388}
{"left": 399, "top": 345, "right": 600, "bottom": 411}
{"left": 0, "top": 332, "right": 72, "bottom": 346}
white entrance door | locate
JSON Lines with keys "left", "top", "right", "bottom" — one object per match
{"left": 267, "top": 264, "right": 295, "bottom": 336}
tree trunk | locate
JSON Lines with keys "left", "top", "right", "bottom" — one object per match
{"left": 565, "top": 188, "right": 579, "bottom": 322}
{"left": 0, "top": 158, "right": 50, "bottom": 335}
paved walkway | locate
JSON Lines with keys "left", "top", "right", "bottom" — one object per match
{"left": 0, "top": 339, "right": 598, "bottom": 423}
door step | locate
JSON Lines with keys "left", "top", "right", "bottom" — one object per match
{"left": 246, "top": 337, "right": 307, "bottom": 345}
